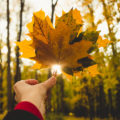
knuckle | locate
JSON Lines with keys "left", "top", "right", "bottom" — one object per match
{"left": 13, "top": 80, "right": 23, "bottom": 88}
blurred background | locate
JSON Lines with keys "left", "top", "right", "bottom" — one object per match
{"left": 0, "top": 0, "right": 120, "bottom": 120}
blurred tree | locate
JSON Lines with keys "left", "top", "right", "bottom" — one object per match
{"left": 115, "top": 80, "right": 120, "bottom": 119}
{"left": 14, "top": 0, "right": 25, "bottom": 83}
{"left": 56, "top": 75, "right": 64, "bottom": 113}
{"left": 96, "top": 81, "right": 108, "bottom": 118}
{"left": 100, "top": 0, "right": 120, "bottom": 119}
{"left": 85, "top": 84, "right": 95, "bottom": 120}
{"left": 35, "top": 70, "right": 38, "bottom": 80}
{"left": 108, "top": 88, "right": 115, "bottom": 118}
{"left": 6, "top": 0, "right": 12, "bottom": 111}
{"left": 0, "top": 39, "right": 3, "bottom": 113}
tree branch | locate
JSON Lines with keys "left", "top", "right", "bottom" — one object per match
{"left": 51, "top": 0, "right": 58, "bottom": 23}
{"left": 55, "top": 0, "right": 58, "bottom": 6}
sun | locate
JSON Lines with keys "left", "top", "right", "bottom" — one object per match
{"left": 51, "top": 64, "right": 62, "bottom": 75}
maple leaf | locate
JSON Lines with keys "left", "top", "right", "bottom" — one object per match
{"left": 85, "top": 64, "right": 99, "bottom": 77}
{"left": 31, "top": 62, "right": 41, "bottom": 69}
{"left": 16, "top": 40, "right": 35, "bottom": 58}
{"left": 17, "top": 9, "right": 100, "bottom": 77}
{"left": 97, "top": 36, "right": 112, "bottom": 48}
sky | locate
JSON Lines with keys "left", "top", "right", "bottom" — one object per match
{"left": 28, "top": 0, "right": 76, "bottom": 15}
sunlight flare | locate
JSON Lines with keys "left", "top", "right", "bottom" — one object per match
{"left": 51, "top": 64, "right": 62, "bottom": 75}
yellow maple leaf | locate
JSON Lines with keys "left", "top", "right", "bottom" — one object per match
{"left": 97, "top": 36, "right": 112, "bottom": 48}
{"left": 72, "top": 9, "right": 83, "bottom": 25}
{"left": 62, "top": 10, "right": 66, "bottom": 15}
{"left": 27, "top": 10, "right": 53, "bottom": 44}
{"left": 17, "top": 9, "right": 99, "bottom": 77}
{"left": 27, "top": 10, "right": 45, "bottom": 31}
{"left": 16, "top": 40, "right": 35, "bottom": 58}
{"left": 31, "top": 62, "right": 41, "bottom": 69}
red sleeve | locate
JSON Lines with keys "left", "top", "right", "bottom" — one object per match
{"left": 14, "top": 101, "right": 44, "bottom": 120}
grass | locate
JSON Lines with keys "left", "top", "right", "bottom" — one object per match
{"left": 64, "top": 116, "right": 113, "bottom": 120}
{"left": 64, "top": 116, "right": 89, "bottom": 120}
{"left": 0, "top": 112, "right": 113, "bottom": 120}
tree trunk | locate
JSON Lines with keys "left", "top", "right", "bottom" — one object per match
{"left": 7, "top": 0, "right": 12, "bottom": 111}
{"left": 108, "top": 89, "right": 115, "bottom": 119}
{"left": 13, "top": 0, "right": 25, "bottom": 108}
{"left": 14, "top": 0, "right": 24, "bottom": 83}
{"left": 58, "top": 75, "right": 64, "bottom": 113}
{"left": 0, "top": 40, "right": 3, "bottom": 113}
{"left": 35, "top": 70, "right": 38, "bottom": 80}
{"left": 115, "top": 81, "right": 120, "bottom": 119}
{"left": 85, "top": 85, "right": 95, "bottom": 120}
{"left": 99, "top": 83, "right": 107, "bottom": 118}
{"left": 56, "top": 75, "right": 64, "bottom": 113}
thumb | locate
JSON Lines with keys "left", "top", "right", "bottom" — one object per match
{"left": 42, "top": 76, "right": 56, "bottom": 90}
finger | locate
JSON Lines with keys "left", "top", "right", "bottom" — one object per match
{"left": 52, "top": 71, "right": 57, "bottom": 77}
{"left": 25, "top": 79, "right": 39, "bottom": 85}
{"left": 42, "top": 76, "right": 56, "bottom": 90}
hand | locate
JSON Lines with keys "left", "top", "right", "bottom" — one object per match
{"left": 13, "top": 76, "right": 56, "bottom": 116}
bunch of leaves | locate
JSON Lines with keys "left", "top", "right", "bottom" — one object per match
{"left": 16, "top": 9, "right": 112, "bottom": 77}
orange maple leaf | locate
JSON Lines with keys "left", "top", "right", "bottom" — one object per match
{"left": 97, "top": 36, "right": 112, "bottom": 48}
{"left": 17, "top": 9, "right": 100, "bottom": 77}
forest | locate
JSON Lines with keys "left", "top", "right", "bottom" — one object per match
{"left": 0, "top": 0, "right": 120, "bottom": 120}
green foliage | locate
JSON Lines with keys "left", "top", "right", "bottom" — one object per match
{"left": 45, "top": 113, "right": 65, "bottom": 120}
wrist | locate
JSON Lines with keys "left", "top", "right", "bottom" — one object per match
{"left": 14, "top": 101, "right": 44, "bottom": 120}
{"left": 21, "top": 98, "right": 44, "bottom": 116}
